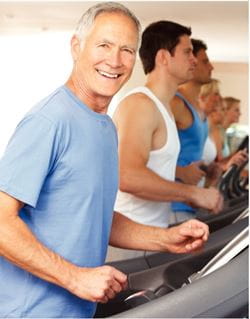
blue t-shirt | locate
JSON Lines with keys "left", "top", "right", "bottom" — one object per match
{"left": 172, "top": 92, "right": 208, "bottom": 213}
{"left": 0, "top": 86, "right": 118, "bottom": 317}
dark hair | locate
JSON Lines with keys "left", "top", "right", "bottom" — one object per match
{"left": 139, "top": 20, "right": 191, "bottom": 74}
{"left": 191, "top": 39, "right": 207, "bottom": 57}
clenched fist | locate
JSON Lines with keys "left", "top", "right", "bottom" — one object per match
{"left": 67, "top": 265, "right": 127, "bottom": 303}
{"left": 191, "top": 187, "right": 224, "bottom": 214}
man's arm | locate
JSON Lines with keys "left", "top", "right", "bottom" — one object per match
{"left": 0, "top": 191, "right": 126, "bottom": 304}
{"left": 114, "top": 94, "right": 223, "bottom": 213}
{"left": 110, "top": 212, "right": 209, "bottom": 254}
{"left": 170, "top": 95, "right": 190, "bottom": 130}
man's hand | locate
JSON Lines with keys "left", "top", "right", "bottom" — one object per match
{"left": 0, "top": 191, "right": 127, "bottom": 306}
{"left": 206, "top": 162, "right": 222, "bottom": 180}
{"left": 176, "top": 161, "right": 206, "bottom": 185}
{"left": 190, "top": 187, "right": 224, "bottom": 214}
{"left": 165, "top": 219, "right": 209, "bottom": 253}
{"left": 205, "top": 162, "right": 223, "bottom": 186}
{"left": 68, "top": 265, "right": 127, "bottom": 303}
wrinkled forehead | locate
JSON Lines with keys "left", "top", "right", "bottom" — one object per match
{"left": 91, "top": 11, "right": 139, "bottom": 40}
{"left": 80, "top": 11, "right": 140, "bottom": 51}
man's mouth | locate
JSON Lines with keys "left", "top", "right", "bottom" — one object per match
{"left": 97, "top": 70, "right": 121, "bottom": 79}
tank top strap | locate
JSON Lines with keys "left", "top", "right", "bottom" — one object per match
{"left": 125, "top": 86, "right": 174, "bottom": 124}
{"left": 175, "top": 91, "right": 198, "bottom": 120}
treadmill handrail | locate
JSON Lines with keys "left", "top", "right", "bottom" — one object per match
{"left": 218, "top": 164, "right": 237, "bottom": 199}
{"left": 232, "top": 208, "right": 249, "bottom": 223}
{"left": 188, "top": 226, "right": 249, "bottom": 283}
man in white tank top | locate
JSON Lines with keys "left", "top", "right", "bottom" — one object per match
{"left": 106, "top": 21, "right": 223, "bottom": 262}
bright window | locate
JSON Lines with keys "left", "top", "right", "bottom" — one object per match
{"left": 0, "top": 32, "right": 72, "bottom": 156}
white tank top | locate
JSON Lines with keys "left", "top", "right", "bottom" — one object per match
{"left": 114, "top": 86, "right": 180, "bottom": 227}
{"left": 198, "top": 136, "right": 218, "bottom": 187}
{"left": 202, "top": 136, "right": 217, "bottom": 164}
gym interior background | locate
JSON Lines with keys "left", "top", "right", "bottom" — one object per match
{"left": 0, "top": 0, "right": 248, "bottom": 156}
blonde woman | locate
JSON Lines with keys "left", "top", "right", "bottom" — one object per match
{"left": 198, "top": 79, "right": 222, "bottom": 186}
{"left": 200, "top": 82, "right": 248, "bottom": 180}
{"left": 221, "top": 97, "right": 241, "bottom": 156}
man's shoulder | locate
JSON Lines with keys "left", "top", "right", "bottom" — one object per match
{"left": 123, "top": 90, "right": 155, "bottom": 104}
{"left": 27, "top": 87, "right": 75, "bottom": 125}
{"left": 113, "top": 90, "right": 160, "bottom": 131}
{"left": 170, "top": 94, "right": 186, "bottom": 109}
{"left": 170, "top": 95, "right": 187, "bottom": 121}
{"left": 117, "top": 91, "right": 157, "bottom": 115}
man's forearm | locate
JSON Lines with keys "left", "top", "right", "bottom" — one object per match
{"left": 110, "top": 212, "right": 210, "bottom": 254}
{"left": 0, "top": 213, "right": 77, "bottom": 292}
{"left": 120, "top": 166, "right": 198, "bottom": 203}
{"left": 120, "top": 166, "right": 223, "bottom": 214}
{"left": 109, "top": 212, "right": 169, "bottom": 251}
{"left": 0, "top": 212, "right": 130, "bottom": 303}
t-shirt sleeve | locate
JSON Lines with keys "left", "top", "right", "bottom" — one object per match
{"left": 0, "top": 113, "right": 60, "bottom": 207}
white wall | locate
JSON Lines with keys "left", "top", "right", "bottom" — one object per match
{"left": 213, "top": 62, "right": 248, "bottom": 125}
{"left": 0, "top": 32, "right": 72, "bottom": 156}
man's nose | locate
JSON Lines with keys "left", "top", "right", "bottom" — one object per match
{"left": 107, "top": 49, "right": 122, "bottom": 68}
{"left": 191, "top": 54, "right": 197, "bottom": 67}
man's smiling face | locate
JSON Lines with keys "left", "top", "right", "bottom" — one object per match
{"left": 72, "top": 11, "right": 139, "bottom": 100}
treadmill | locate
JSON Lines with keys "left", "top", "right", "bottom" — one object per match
{"left": 111, "top": 228, "right": 248, "bottom": 318}
{"left": 101, "top": 158, "right": 248, "bottom": 276}
{"left": 95, "top": 215, "right": 248, "bottom": 317}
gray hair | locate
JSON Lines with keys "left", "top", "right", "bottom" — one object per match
{"left": 75, "top": 2, "right": 141, "bottom": 46}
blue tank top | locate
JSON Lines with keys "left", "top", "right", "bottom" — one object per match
{"left": 172, "top": 92, "right": 208, "bottom": 213}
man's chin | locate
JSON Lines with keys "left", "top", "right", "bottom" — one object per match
{"left": 179, "top": 76, "right": 193, "bottom": 85}
{"left": 99, "top": 79, "right": 128, "bottom": 97}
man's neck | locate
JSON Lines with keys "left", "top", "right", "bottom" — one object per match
{"left": 177, "top": 81, "right": 202, "bottom": 109}
{"left": 145, "top": 71, "right": 178, "bottom": 106}
{"left": 65, "top": 75, "right": 111, "bottom": 114}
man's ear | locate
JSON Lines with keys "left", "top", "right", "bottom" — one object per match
{"left": 71, "top": 35, "right": 81, "bottom": 62}
{"left": 155, "top": 48, "right": 170, "bottom": 67}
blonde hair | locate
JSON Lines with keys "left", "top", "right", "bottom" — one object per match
{"left": 200, "top": 79, "right": 220, "bottom": 98}
{"left": 223, "top": 97, "right": 241, "bottom": 110}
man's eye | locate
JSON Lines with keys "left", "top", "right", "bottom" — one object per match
{"left": 123, "top": 48, "right": 134, "bottom": 55}
{"left": 99, "top": 43, "right": 109, "bottom": 48}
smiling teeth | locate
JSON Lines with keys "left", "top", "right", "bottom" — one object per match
{"left": 98, "top": 70, "right": 119, "bottom": 78}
